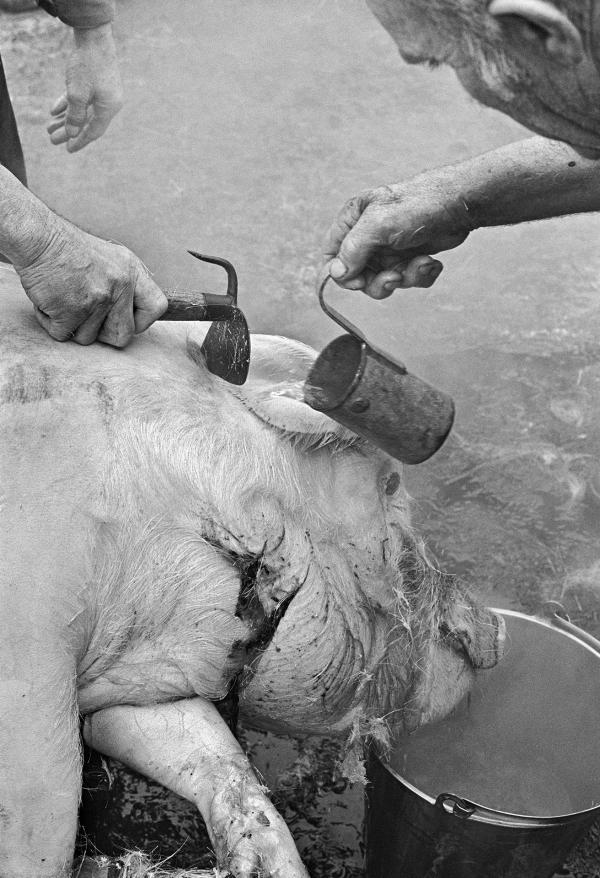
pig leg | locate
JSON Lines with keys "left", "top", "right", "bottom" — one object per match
{"left": 0, "top": 647, "right": 81, "bottom": 878}
{"left": 83, "top": 699, "right": 309, "bottom": 878}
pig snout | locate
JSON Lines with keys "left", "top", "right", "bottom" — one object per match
{"left": 408, "top": 603, "right": 506, "bottom": 731}
{"left": 440, "top": 601, "right": 506, "bottom": 671}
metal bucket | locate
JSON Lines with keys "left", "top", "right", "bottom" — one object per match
{"left": 365, "top": 609, "right": 600, "bottom": 878}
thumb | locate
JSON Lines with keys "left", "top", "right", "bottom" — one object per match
{"left": 50, "top": 93, "right": 68, "bottom": 116}
{"left": 65, "top": 89, "right": 89, "bottom": 138}
{"left": 132, "top": 269, "right": 168, "bottom": 333}
{"left": 329, "top": 212, "right": 382, "bottom": 285}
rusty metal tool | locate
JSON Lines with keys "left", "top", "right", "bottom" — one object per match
{"left": 304, "top": 274, "right": 455, "bottom": 464}
{"left": 161, "top": 251, "right": 250, "bottom": 385}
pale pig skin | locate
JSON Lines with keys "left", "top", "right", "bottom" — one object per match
{"left": 0, "top": 267, "right": 503, "bottom": 877}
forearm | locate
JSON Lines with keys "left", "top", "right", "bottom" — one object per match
{"left": 0, "top": 166, "right": 54, "bottom": 268}
{"left": 450, "top": 137, "right": 600, "bottom": 230}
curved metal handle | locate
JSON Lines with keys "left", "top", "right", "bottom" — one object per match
{"left": 317, "top": 273, "right": 370, "bottom": 343}
{"left": 541, "top": 601, "right": 600, "bottom": 656}
{"left": 162, "top": 251, "right": 240, "bottom": 321}
{"left": 188, "top": 251, "right": 238, "bottom": 305}
{"left": 317, "top": 274, "right": 408, "bottom": 373}
{"left": 435, "top": 793, "right": 477, "bottom": 819}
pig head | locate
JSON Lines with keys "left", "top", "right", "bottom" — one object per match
{"left": 216, "top": 336, "right": 504, "bottom": 737}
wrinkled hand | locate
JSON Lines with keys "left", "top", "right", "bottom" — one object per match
{"left": 14, "top": 217, "right": 167, "bottom": 347}
{"left": 47, "top": 23, "right": 123, "bottom": 153}
{"left": 324, "top": 173, "right": 474, "bottom": 298}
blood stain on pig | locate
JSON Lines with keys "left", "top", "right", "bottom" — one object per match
{"left": 222, "top": 552, "right": 300, "bottom": 686}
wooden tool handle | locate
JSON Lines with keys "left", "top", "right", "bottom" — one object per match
{"left": 162, "top": 292, "right": 235, "bottom": 321}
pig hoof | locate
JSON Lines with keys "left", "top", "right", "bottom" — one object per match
{"left": 209, "top": 775, "right": 309, "bottom": 878}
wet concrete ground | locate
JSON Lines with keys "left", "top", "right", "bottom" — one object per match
{"left": 2, "top": 1, "right": 600, "bottom": 874}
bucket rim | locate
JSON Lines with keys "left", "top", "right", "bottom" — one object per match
{"left": 304, "top": 333, "right": 367, "bottom": 413}
{"left": 374, "top": 607, "right": 600, "bottom": 825}
{"left": 490, "top": 607, "right": 600, "bottom": 660}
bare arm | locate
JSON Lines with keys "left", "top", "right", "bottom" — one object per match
{"left": 325, "top": 137, "right": 600, "bottom": 298}
{"left": 461, "top": 137, "right": 600, "bottom": 227}
{"left": 0, "top": 164, "right": 167, "bottom": 345}
{"left": 84, "top": 699, "right": 310, "bottom": 878}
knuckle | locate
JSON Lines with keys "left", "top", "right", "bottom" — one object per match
{"left": 373, "top": 184, "right": 396, "bottom": 201}
{"left": 95, "top": 287, "right": 113, "bottom": 307}
{"left": 108, "top": 328, "right": 133, "bottom": 349}
{"left": 67, "top": 90, "right": 88, "bottom": 109}
{"left": 387, "top": 229, "right": 407, "bottom": 249}
{"left": 49, "top": 325, "right": 72, "bottom": 342}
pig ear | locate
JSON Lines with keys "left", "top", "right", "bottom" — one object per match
{"left": 440, "top": 609, "right": 505, "bottom": 670}
{"left": 229, "top": 334, "right": 359, "bottom": 447}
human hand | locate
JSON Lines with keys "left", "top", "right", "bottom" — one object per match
{"left": 47, "top": 23, "right": 123, "bottom": 153}
{"left": 324, "top": 172, "right": 474, "bottom": 298}
{"left": 14, "top": 215, "right": 167, "bottom": 347}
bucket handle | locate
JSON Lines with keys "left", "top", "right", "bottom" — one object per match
{"left": 317, "top": 274, "right": 408, "bottom": 373}
{"left": 541, "top": 601, "right": 600, "bottom": 656}
{"left": 435, "top": 793, "right": 477, "bottom": 820}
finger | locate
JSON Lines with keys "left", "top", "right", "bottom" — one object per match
{"left": 66, "top": 108, "right": 114, "bottom": 153}
{"left": 324, "top": 196, "right": 382, "bottom": 285}
{"left": 49, "top": 128, "right": 70, "bottom": 146}
{"left": 65, "top": 91, "right": 89, "bottom": 138}
{"left": 132, "top": 271, "right": 168, "bottom": 333}
{"left": 364, "top": 256, "right": 444, "bottom": 298}
{"left": 324, "top": 194, "right": 368, "bottom": 258}
{"left": 50, "top": 93, "right": 68, "bottom": 116}
{"left": 365, "top": 268, "right": 408, "bottom": 300}
{"left": 67, "top": 102, "right": 121, "bottom": 152}
{"left": 325, "top": 260, "right": 366, "bottom": 291}
{"left": 97, "top": 291, "right": 136, "bottom": 349}
{"left": 71, "top": 303, "right": 112, "bottom": 346}
{"left": 397, "top": 255, "right": 443, "bottom": 289}
{"left": 50, "top": 132, "right": 70, "bottom": 146}
{"left": 47, "top": 116, "right": 65, "bottom": 136}
{"left": 329, "top": 216, "right": 389, "bottom": 286}
{"left": 33, "top": 306, "right": 81, "bottom": 342}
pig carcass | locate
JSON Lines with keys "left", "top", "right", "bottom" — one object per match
{"left": 0, "top": 267, "right": 503, "bottom": 877}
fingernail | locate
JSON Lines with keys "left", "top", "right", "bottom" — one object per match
{"left": 384, "top": 281, "right": 397, "bottom": 292}
{"left": 329, "top": 258, "right": 347, "bottom": 279}
{"left": 419, "top": 263, "right": 438, "bottom": 277}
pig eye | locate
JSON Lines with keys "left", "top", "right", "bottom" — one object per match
{"left": 385, "top": 472, "right": 401, "bottom": 496}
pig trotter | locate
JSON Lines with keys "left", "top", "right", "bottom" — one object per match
{"left": 209, "top": 767, "right": 309, "bottom": 878}
{"left": 84, "top": 700, "right": 310, "bottom": 878}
